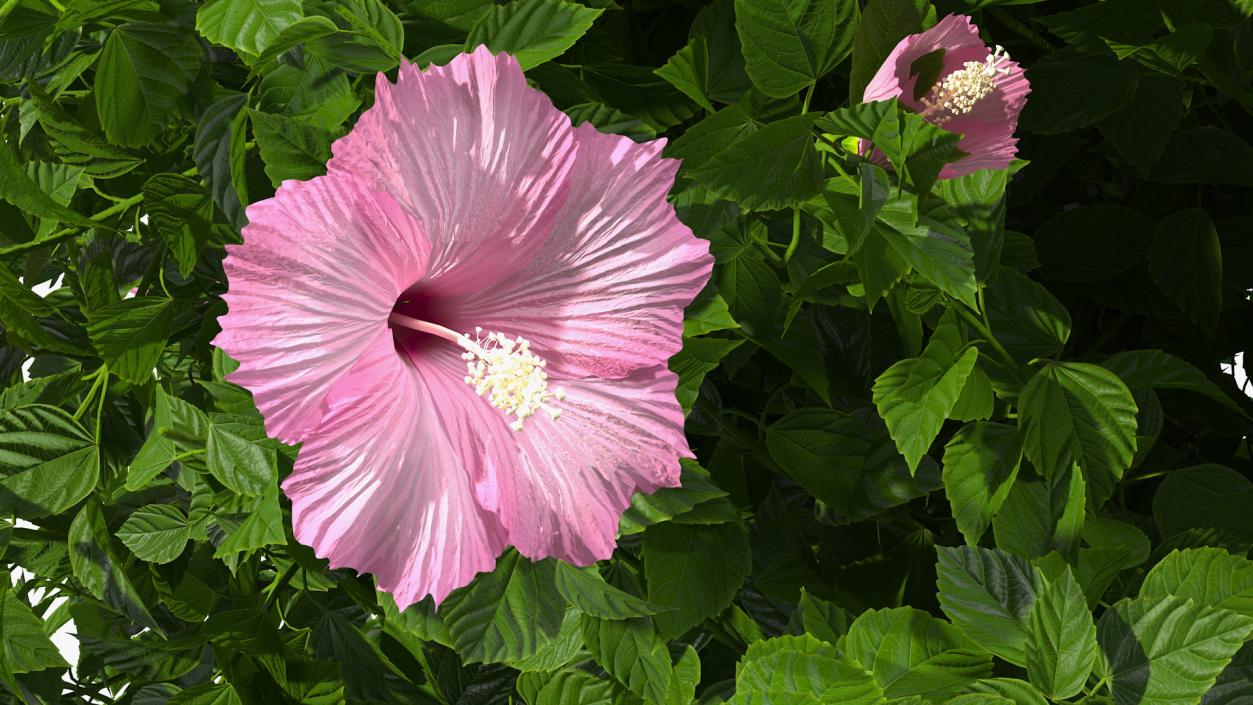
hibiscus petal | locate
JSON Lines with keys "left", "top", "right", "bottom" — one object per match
{"left": 863, "top": 14, "right": 985, "bottom": 104}
{"left": 942, "top": 61, "right": 1030, "bottom": 178}
{"left": 481, "top": 366, "right": 692, "bottom": 565}
{"left": 284, "top": 331, "right": 509, "bottom": 608}
{"left": 446, "top": 124, "right": 714, "bottom": 379}
{"left": 214, "top": 176, "right": 429, "bottom": 444}
{"left": 327, "top": 46, "right": 578, "bottom": 297}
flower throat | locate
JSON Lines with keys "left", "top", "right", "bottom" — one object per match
{"left": 389, "top": 312, "right": 564, "bottom": 431}
{"left": 919, "top": 46, "right": 1011, "bottom": 125}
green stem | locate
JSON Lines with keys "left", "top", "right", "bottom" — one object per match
{"left": 94, "top": 369, "right": 109, "bottom": 442}
{"left": 784, "top": 82, "right": 818, "bottom": 265}
{"left": 955, "top": 304, "right": 1024, "bottom": 385}
{"left": 72, "top": 366, "right": 107, "bottom": 421}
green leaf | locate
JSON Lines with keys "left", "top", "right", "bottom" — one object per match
{"left": 734, "top": 0, "right": 856, "bottom": 98}
{"left": 845, "top": 606, "right": 992, "bottom": 699}
{"left": 1140, "top": 549, "right": 1253, "bottom": 618}
{"left": 214, "top": 486, "right": 285, "bottom": 557}
{"left": 966, "top": 679, "right": 1049, "bottom": 705}
{"left": 875, "top": 200, "right": 977, "bottom": 308}
{"left": 1021, "top": 53, "right": 1139, "bottom": 134}
{"left": 465, "top": 0, "right": 602, "bottom": 71}
{"left": 667, "top": 645, "right": 701, "bottom": 705}
{"left": 1034, "top": 205, "right": 1154, "bottom": 283}
{"left": 1154, "top": 465, "right": 1253, "bottom": 542}
{"left": 1151, "top": 127, "right": 1253, "bottom": 187}
{"left": 669, "top": 104, "right": 760, "bottom": 171}
{"left": 687, "top": 114, "right": 823, "bottom": 210}
{"left": 0, "top": 137, "right": 94, "bottom": 228}
{"left": 86, "top": 297, "right": 174, "bottom": 385}
{"left": 1018, "top": 362, "right": 1138, "bottom": 507}
{"left": 194, "top": 93, "right": 250, "bottom": 229}
{"left": 683, "top": 286, "right": 739, "bottom": 337}
{"left": 169, "top": 683, "right": 244, "bottom": 705}
{"left": 873, "top": 322, "right": 979, "bottom": 473}
{"left": 1103, "top": 349, "right": 1243, "bottom": 415}
{"left": 767, "top": 408, "right": 942, "bottom": 524}
{"left": 1075, "top": 516, "right": 1151, "bottom": 607}
{"left": 95, "top": 22, "right": 201, "bottom": 146}
{"left": 655, "top": 0, "right": 751, "bottom": 111}
{"left": 1149, "top": 208, "right": 1222, "bottom": 331}
{"left": 618, "top": 461, "right": 730, "bottom": 535}
{"left": 127, "top": 386, "right": 210, "bottom": 490}
{"left": 69, "top": 501, "right": 163, "bottom": 634}
{"left": 992, "top": 465, "right": 1085, "bottom": 560}
{"left": 553, "top": 562, "right": 661, "bottom": 619}
{"left": 849, "top": 0, "right": 928, "bottom": 100}
{"left": 942, "top": 422, "right": 1022, "bottom": 545}
{"left": 1026, "top": 567, "right": 1097, "bottom": 699}
{"left": 0, "top": 586, "right": 69, "bottom": 675}
{"left": 729, "top": 635, "right": 883, "bottom": 704}
{"left": 1098, "top": 595, "right": 1253, "bottom": 705}
{"left": 936, "top": 546, "right": 1042, "bottom": 666}
{"left": 0, "top": 404, "right": 99, "bottom": 518}
{"left": 1098, "top": 74, "right": 1185, "bottom": 176}
{"left": 643, "top": 520, "right": 751, "bottom": 640}
{"left": 1204, "top": 642, "right": 1253, "bottom": 705}
{"left": 984, "top": 268, "right": 1070, "bottom": 364}
{"left": 116, "top": 504, "right": 191, "bottom": 564}
{"left": 582, "top": 616, "right": 671, "bottom": 704}
{"left": 196, "top": 0, "right": 303, "bottom": 57}
{"left": 516, "top": 669, "right": 618, "bottom": 705}
{"left": 249, "top": 109, "right": 335, "bottom": 187}
{"left": 205, "top": 423, "right": 277, "bottom": 496}
{"left": 143, "top": 174, "right": 216, "bottom": 278}
{"left": 671, "top": 336, "right": 745, "bottom": 413}
{"left": 441, "top": 551, "right": 567, "bottom": 664}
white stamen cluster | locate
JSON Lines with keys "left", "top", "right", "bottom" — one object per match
{"left": 458, "top": 327, "right": 565, "bottom": 431}
{"left": 920, "top": 46, "right": 1012, "bottom": 125}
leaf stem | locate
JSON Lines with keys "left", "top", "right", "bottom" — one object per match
{"left": 784, "top": 82, "right": 818, "bottom": 265}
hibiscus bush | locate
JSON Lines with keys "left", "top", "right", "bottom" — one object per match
{"left": 2, "top": 0, "right": 1253, "bottom": 703}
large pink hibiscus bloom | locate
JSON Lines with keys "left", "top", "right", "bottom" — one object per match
{"left": 213, "top": 46, "right": 713, "bottom": 608}
{"left": 863, "top": 14, "right": 1030, "bottom": 179}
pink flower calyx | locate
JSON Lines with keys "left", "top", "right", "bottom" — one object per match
{"left": 920, "top": 45, "right": 1013, "bottom": 125}
{"left": 389, "top": 313, "right": 565, "bottom": 431}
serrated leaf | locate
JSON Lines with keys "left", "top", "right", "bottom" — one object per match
{"left": 143, "top": 174, "right": 216, "bottom": 277}
{"left": 1140, "top": 549, "right": 1253, "bottom": 618}
{"left": 730, "top": 635, "right": 882, "bottom": 704}
{"left": 1104, "top": 349, "right": 1244, "bottom": 415}
{"left": 441, "top": 551, "right": 567, "bottom": 664}
{"left": 86, "top": 297, "right": 174, "bottom": 385}
{"left": 69, "top": 501, "right": 163, "bottom": 634}
{"left": 205, "top": 423, "right": 277, "bottom": 496}
{"left": 95, "top": 22, "right": 201, "bottom": 146}
{"left": 687, "top": 113, "right": 822, "bottom": 210}
{"left": 465, "top": 0, "right": 602, "bottom": 71}
{"left": 734, "top": 0, "right": 856, "bottom": 98}
{"left": 655, "top": 0, "right": 751, "bottom": 110}
{"left": 583, "top": 616, "right": 671, "bottom": 703}
{"left": 0, "top": 586, "right": 69, "bottom": 675}
{"left": 196, "top": 0, "right": 303, "bottom": 57}
{"left": 0, "top": 404, "right": 99, "bottom": 518}
{"left": 848, "top": 0, "right": 927, "bottom": 100}
{"left": 553, "top": 563, "right": 660, "bottom": 620}
{"left": 1098, "top": 595, "right": 1253, "bottom": 705}
{"left": 116, "top": 504, "right": 191, "bottom": 564}
{"left": 1019, "top": 362, "right": 1138, "bottom": 507}
{"left": 984, "top": 268, "right": 1070, "bottom": 364}
{"left": 1021, "top": 53, "right": 1139, "bottom": 134}
{"left": 1026, "top": 567, "right": 1097, "bottom": 699}
{"left": 873, "top": 322, "right": 978, "bottom": 473}
{"left": 845, "top": 606, "right": 992, "bottom": 699}
{"left": 249, "top": 109, "right": 334, "bottom": 186}
{"left": 643, "top": 520, "right": 751, "bottom": 640}
{"left": 194, "top": 93, "right": 250, "bottom": 229}
{"left": 1153, "top": 465, "right": 1253, "bottom": 543}
{"left": 942, "top": 422, "right": 1023, "bottom": 546}
{"left": 936, "top": 546, "right": 1042, "bottom": 666}
{"left": 0, "top": 137, "right": 94, "bottom": 228}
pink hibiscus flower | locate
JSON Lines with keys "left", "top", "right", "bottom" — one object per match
{"left": 213, "top": 46, "right": 713, "bottom": 608}
{"left": 863, "top": 14, "right": 1030, "bottom": 179}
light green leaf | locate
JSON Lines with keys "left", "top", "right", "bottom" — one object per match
{"left": 249, "top": 109, "right": 334, "bottom": 187}
{"left": 553, "top": 562, "right": 661, "bottom": 619}
{"left": 127, "top": 386, "right": 211, "bottom": 490}
{"left": 984, "top": 268, "right": 1071, "bottom": 364}
{"left": 1140, "top": 548, "right": 1253, "bottom": 617}
{"left": 1098, "top": 595, "right": 1253, "bottom": 705}
{"left": 670, "top": 336, "right": 743, "bottom": 413}
{"left": 942, "top": 422, "right": 1022, "bottom": 545}
{"left": 936, "top": 545, "right": 1042, "bottom": 666}
{"left": 95, "top": 22, "right": 201, "bottom": 146}
{"left": 465, "top": 0, "right": 602, "bottom": 71}
{"left": 169, "top": 683, "right": 244, "bottom": 705}
{"left": 1149, "top": 208, "right": 1222, "bottom": 331}
{"left": 440, "top": 551, "right": 567, "bottom": 664}
{"left": 687, "top": 114, "right": 823, "bottom": 210}
{"left": 86, "top": 297, "right": 174, "bottom": 385}
{"left": 993, "top": 465, "right": 1086, "bottom": 560}
{"left": 875, "top": 200, "right": 978, "bottom": 308}
{"left": 655, "top": 0, "right": 751, "bottom": 110}
{"left": 1026, "top": 568, "right": 1097, "bottom": 699}
{"left": 966, "top": 678, "right": 1049, "bottom": 705}
{"left": 143, "top": 173, "right": 216, "bottom": 278}
{"left": 214, "top": 487, "right": 285, "bottom": 557}
{"left": 583, "top": 616, "right": 671, "bottom": 704}
{"left": 667, "top": 645, "right": 701, "bottom": 705}
{"left": 0, "top": 404, "right": 98, "bottom": 518}
{"left": 618, "top": 461, "right": 729, "bottom": 535}
{"left": 116, "top": 504, "right": 191, "bottom": 564}
{"left": 1018, "top": 362, "right": 1138, "bottom": 507}
{"left": 734, "top": 0, "right": 856, "bottom": 98}
{"left": 644, "top": 520, "right": 751, "bottom": 640}
{"left": 0, "top": 136, "right": 94, "bottom": 228}
{"left": 515, "top": 669, "right": 618, "bottom": 705}
{"left": 728, "top": 634, "right": 883, "bottom": 705}
{"left": 205, "top": 424, "right": 277, "bottom": 496}
{"left": 194, "top": 93, "right": 250, "bottom": 229}
{"left": 0, "top": 586, "right": 69, "bottom": 674}
{"left": 196, "top": 0, "right": 303, "bottom": 57}
{"left": 845, "top": 606, "right": 992, "bottom": 699}
{"left": 683, "top": 286, "right": 739, "bottom": 337}
{"left": 69, "top": 502, "right": 163, "bottom": 634}
{"left": 873, "top": 322, "right": 979, "bottom": 473}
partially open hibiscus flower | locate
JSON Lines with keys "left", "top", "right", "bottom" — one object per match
{"left": 213, "top": 46, "right": 713, "bottom": 608}
{"left": 863, "top": 14, "right": 1030, "bottom": 179}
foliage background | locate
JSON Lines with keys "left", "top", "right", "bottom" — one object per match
{"left": 1, "top": 0, "right": 1253, "bottom": 703}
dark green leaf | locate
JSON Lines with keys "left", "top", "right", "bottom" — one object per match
{"left": 465, "top": 0, "right": 602, "bottom": 71}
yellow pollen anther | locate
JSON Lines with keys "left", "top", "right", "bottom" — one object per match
{"left": 920, "top": 46, "right": 1012, "bottom": 125}
{"left": 456, "top": 329, "right": 565, "bottom": 431}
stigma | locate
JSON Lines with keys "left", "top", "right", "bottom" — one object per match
{"left": 458, "top": 328, "right": 565, "bottom": 431}
{"left": 920, "top": 46, "right": 1012, "bottom": 125}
